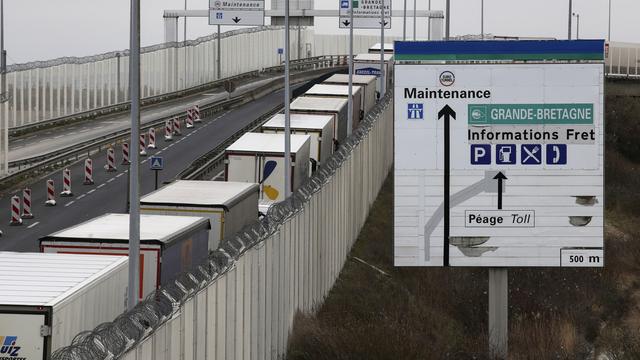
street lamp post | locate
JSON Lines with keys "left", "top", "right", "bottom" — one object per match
{"left": 572, "top": 12, "right": 580, "bottom": 40}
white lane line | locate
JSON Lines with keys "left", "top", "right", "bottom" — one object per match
{"left": 87, "top": 189, "right": 96, "bottom": 194}
{"left": 124, "top": 169, "right": 129, "bottom": 173}
{"left": 77, "top": 194, "right": 86, "bottom": 199}
{"left": 116, "top": 173, "right": 124, "bottom": 178}
{"left": 213, "top": 170, "right": 225, "bottom": 180}
{"left": 53, "top": 135, "right": 64, "bottom": 139}
{"left": 141, "top": 159, "right": 148, "bottom": 164}
{"left": 27, "top": 222, "right": 40, "bottom": 229}
{"left": 97, "top": 183, "right": 106, "bottom": 189}
{"left": 107, "top": 178, "right": 115, "bottom": 183}
{"left": 64, "top": 201, "right": 75, "bottom": 207}
{"left": 156, "top": 150, "right": 163, "bottom": 155}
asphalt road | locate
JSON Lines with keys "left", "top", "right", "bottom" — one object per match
{"left": 9, "top": 76, "right": 278, "bottom": 162}
{"left": 0, "top": 82, "right": 309, "bottom": 252}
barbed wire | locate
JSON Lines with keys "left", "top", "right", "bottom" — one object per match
{"left": 51, "top": 91, "right": 393, "bottom": 360}
{"left": 7, "top": 26, "right": 304, "bottom": 72}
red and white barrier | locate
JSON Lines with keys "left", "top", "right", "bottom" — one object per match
{"left": 10, "top": 196, "right": 22, "bottom": 226}
{"left": 60, "top": 168, "right": 73, "bottom": 197}
{"left": 21, "top": 188, "right": 33, "bottom": 219}
{"left": 193, "top": 105, "right": 202, "bottom": 122}
{"left": 164, "top": 119, "right": 173, "bottom": 141}
{"left": 106, "top": 147, "right": 117, "bottom": 172}
{"left": 173, "top": 117, "right": 182, "bottom": 136}
{"left": 122, "top": 143, "right": 131, "bottom": 165}
{"left": 148, "top": 128, "right": 157, "bottom": 149}
{"left": 84, "top": 158, "right": 94, "bottom": 185}
{"left": 45, "top": 179, "right": 56, "bottom": 206}
{"left": 186, "top": 109, "right": 194, "bottom": 129}
{"left": 140, "top": 134, "right": 147, "bottom": 156}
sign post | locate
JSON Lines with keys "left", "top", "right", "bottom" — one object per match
{"left": 208, "top": 0, "right": 265, "bottom": 26}
{"left": 393, "top": 40, "right": 606, "bottom": 358}
{"left": 150, "top": 156, "right": 164, "bottom": 190}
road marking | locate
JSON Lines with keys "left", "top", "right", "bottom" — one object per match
{"left": 107, "top": 178, "right": 115, "bottom": 183}
{"left": 77, "top": 194, "right": 86, "bottom": 199}
{"left": 64, "top": 201, "right": 75, "bottom": 207}
{"left": 88, "top": 189, "right": 96, "bottom": 194}
{"left": 116, "top": 173, "right": 124, "bottom": 178}
{"left": 27, "top": 221, "right": 40, "bottom": 229}
{"left": 156, "top": 150, "right": 163, "bottom": 154}
{"left": 53, "top": 135, "right": 64, "bottom": 139}
{"left": 97, "top": 183, "right": 106, "bottom": 189}
{"left": 141, "top": 159, "right": 148, "bottom": 164}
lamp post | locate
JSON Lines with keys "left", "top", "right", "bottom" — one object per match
{"left": 572, "top": 12, "right": 580, "bottom": 40}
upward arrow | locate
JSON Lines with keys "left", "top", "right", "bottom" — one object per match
{"left": 232, "top": 17, "right": 241, "bottom": 23}
{"left": 493, "top": 172, "right": 508, "bottom": 210}
{"left": 438, "top": 105, "right": 456, "bottom": 267}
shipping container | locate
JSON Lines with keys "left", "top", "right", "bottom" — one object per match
{"left": 140, "top": 181, "right": 259, "bottom": 251}
{"left": 323, "top": 74, "right": 378, "bottom": 114}
{"left": 304, "top": 84, "right": 364, "bottom": 130}
{"left": 290, "top": 96, "right": 349, "bottom": 146}
{"left": 40, "top": 213, "right": 210, "bottom": 299}
{"left": 0, "top": 252, "right": 128, "bottom": 358}
{"left": 354, "top": 53, "right": 394, "bottom": 93}
{"left": 225, "top": 133, "right": 311, "bottom": 202}
{"left": 368, "top": 42, "right": 394, "bottom": 54}
{"left": 262, "top": 113, "right": 333, "bottom": 173}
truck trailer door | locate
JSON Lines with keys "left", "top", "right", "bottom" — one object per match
{"left": 0, "top": 311, "right": 48, "bottom": 359}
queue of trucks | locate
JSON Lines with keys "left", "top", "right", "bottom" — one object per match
{"left": 0, "top": 51, "right": 390, "bottom": 359}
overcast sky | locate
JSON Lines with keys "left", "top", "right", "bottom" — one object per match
{"left": 3, "top": 0, "right": 638, "bottom": 64}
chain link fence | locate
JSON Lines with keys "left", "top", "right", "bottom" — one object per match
{"left": 51, "top": 91, "right": 394, "bottom": 360}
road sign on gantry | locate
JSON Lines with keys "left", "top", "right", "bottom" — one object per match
{"left": 393, "top": 40, "right": 605, "bottom": 268}
{"left": 339, "top": 0, "right": 392, "bottom": 29}
{"left": 209, "top": 0, "right": 265, "bottom": 26}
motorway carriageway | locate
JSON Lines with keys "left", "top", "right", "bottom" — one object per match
{"left": 0, "top": 81, "right": 313, "bottom": 252}
{"left": 9, "top": 76, "right": 279, "bottom": 163}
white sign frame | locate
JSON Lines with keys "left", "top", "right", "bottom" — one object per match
{"left": 338, "top": 0, "right": 392, "bottom": 29}
{"left": 209, "top": 0, "right": 265, "bottom": 26}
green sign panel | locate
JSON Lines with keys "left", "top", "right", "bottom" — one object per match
{"left": 468, "top": 104, "right": 594, "bottom": 125}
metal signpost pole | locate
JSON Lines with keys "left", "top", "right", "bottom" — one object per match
{"left": 489, "top": 268, "right": 508, "bottom": 359}
{"left": 608, "top": 0, "right": 611, "bottom": 42}
{"left": 380, "top": 0, "right": 385, "bottom": 96}
{"left": 0, "top": 0, "right": 5, "bottom": 103}
{"left": 184, "top": 0, "right": 188, "bottom": 88}
{"left": 403, "top": 0, "right": 407, "bottom": 41}
{"left": 116, "top": 53, "right": 121, "bottom": 103}
{"left": 427, "top": 0, "right": 431, "bottom": 40}
{"left": 347, "top": 0, "right": 354, "bottom": 136}
{"left": 445, "top": 0, "right": 450, "bottom": 40}
{"left": 284, "top": 0, "right": 292, "bottom": 198}
{"left": 127, "top": 0, "right": 141, "bottom": 311}
{"left": 413, "top": 0, "right": 417, "bottom": 41}
{"left": 568, "top": 0, "right": 572, "bottom": 40}
{"left": 217, "top": 25, "right": 221, "bottom": 79}
{"left": 481, "top": 0, "right": 484, "bottom": 39}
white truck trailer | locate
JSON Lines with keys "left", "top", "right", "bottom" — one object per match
{"left": 0, "top": 252, "right": 128, "bottom": 358}
{"left": 323, "top": 74, "right": 378, "bottom": 114}
{"left": 290, "top": 96, "right": 349, "bottom": 146}
{"left": 140, "top": 180, "right": 259, "bottom": 251}
{"left": 304, "top": 84, "right": 364, "bottom": 130}
{"left": 261, "top": 113, "right": 334, "bottom": 173}
{"left": 368, "top": 42, "right": 394, "bottom": 54}
{"left": 354, "top": 53, "right": 394, "bottom": 94}
{"left": 39, "top": 213, "right": 210, "bottom": 300}
{"left": 225, "top": 133, "right": 311, "bottom": 202}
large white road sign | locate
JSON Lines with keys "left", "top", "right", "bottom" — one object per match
{"left": 339, "top": 0, "right": 391, "bottom": 29}
{"left": 393, "top": 40, "right": 605, "bottom": 267}
{"left": 209, "top": 0, "right": 265, "bottom": 26}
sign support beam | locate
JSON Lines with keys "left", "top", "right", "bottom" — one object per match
{"left": 489, "top": 268, "right": 508, "bottom": 359}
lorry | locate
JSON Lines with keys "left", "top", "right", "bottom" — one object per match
{"left": 304, "top": 84, "right": 364, "bottom": 130}
{"left": 290, "top": 96, "right": 349, "bottom": 146}
{"left": 140, "top": 181, "right": 259, "bottom": 251}
{"left": 261, "top": 113, "right": 334, "bottom": 173}
{"left": 225, "top": 133, "right": 311, "bottom": 202}
{"left": 368, "top": 42, "right": 394, "bottom": 54}
{"left": 0, "top": 252, "right": 128, "bottom": 358}
{"left": 39, "top": 213, "right": 211, "bottom": 300}
{"left": 354, "top": 53, "right": 394, "bottom": 94}
{"left": 323, "top": 74, "right": 378, "bottom": 114}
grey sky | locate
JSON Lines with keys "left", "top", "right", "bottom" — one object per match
{"left": 3, "top": 0, "right": 638, "bottom": 64}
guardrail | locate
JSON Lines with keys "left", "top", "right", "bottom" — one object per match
{"left": 51, "top": 91, "right": 394, "bottom": 360}
{"left": 0, "top": 56, "right": 347, "bottom": 192}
